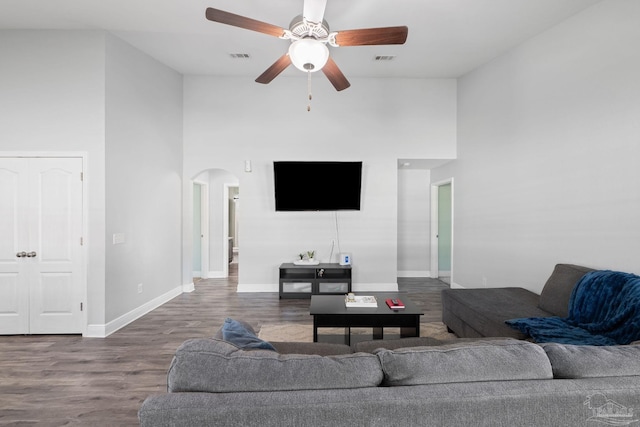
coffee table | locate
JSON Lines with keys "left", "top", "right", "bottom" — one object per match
{"left": 309, "top": 293, "right": 423, "bottom": 345}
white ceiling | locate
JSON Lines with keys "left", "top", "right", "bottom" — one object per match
{"left": 1, "top": 0, "right": 600, "bottom": 79}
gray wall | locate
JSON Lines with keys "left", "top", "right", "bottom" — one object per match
{"left": 105, "top": 34, "right": 183, "bottom": 322}
{"left": 432, "top": 0, "right": 640, "bottom": 291}
{"left": 182, "top": 77, "right": 457, "bottom": 291}
{"left": 397, "top": 168, "right": 431, "bottom": 276}
{"left": 0, "top": 30, "right": 183, "bottom": 333}
{"left": 0, "top": 30, "right": 108, "bottom": 326}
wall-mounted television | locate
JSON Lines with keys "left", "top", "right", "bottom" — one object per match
{"left": 274, "top": 161, "right": 362, "bottom": 211}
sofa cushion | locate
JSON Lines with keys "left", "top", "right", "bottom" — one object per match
{"left": 542, "top": 343, "right": 640, "bottom": 378}
{"left": 220, "top": 317, "right": 276, "bottom": 351}
{"left": 353, "top": 337, "right": 442, "bottom": 353}
{"left": 376, "top": 339, "right": 552, "bottom": 386}
{"left": 269, "top": 341, "right": 353, "bottom": 356}
{"left": 168, "top": 338, "right": 383, "bottom": 393}
{"left": 538, "top": 264, "right": 594, "bottom": 317}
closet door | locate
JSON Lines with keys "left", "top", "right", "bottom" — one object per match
{"left": 0, "top": 157, "right": 83, "bottom": 334}
{"left": 0, "top": 159, "right": 30, "bottom": 334}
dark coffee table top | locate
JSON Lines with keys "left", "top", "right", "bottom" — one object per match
{"left": 310, "top": 293, "right": 423, "bottom": 316}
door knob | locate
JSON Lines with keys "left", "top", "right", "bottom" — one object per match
{"left": 26, "top": 251, "right": 37, "bottom": 258}
{"left": 16, "top": 251, "right": 26, "bottom": 258}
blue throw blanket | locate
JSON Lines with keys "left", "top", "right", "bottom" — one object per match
{"left": 506, "top": 270, "right": 640, "bottom": 345}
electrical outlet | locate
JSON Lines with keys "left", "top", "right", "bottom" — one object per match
{"left": 137, "top": 283, "right": 143, "bottom": 294}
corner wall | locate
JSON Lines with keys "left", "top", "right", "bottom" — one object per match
{"left": 104, "top": 34, "right": 183, "bottom": 329}
{"left": 432, "top": 0, "right": 640, "bottom": 291}
{"left": 398, "top": 168, "right": 431, "bottom": 277}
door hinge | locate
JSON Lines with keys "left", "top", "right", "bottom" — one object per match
{"left": 80, "top": 237, "right": 83, "bottom": 246}
{"left": 80, "top": 172, "right": 84, "bottom": 181}
{"left": 80, "top": 302, "right": 83, "bottom": 311}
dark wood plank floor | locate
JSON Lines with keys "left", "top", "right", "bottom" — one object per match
{"left": 0, "top": 262, "right": 448, "bottom": 426}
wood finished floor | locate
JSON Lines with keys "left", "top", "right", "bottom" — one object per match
{"left": 0, "top": 262, "right": 448, "bottom": 426}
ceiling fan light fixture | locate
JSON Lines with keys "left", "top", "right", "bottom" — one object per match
{"left": 288, "top": 39, "right": 329, "bottom": 72}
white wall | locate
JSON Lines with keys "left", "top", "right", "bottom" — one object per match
{"left": 397, "top": 168, "right": 431, "bottom": 277}
{"left": 104, "top": 34, "right": 183, "bottom": 323}
{"left": 183, "top": 76, "right": 457, "bottom": 291}
{"left": 432, "top": 0, "right": 640, "bottom": 292}
{"left": 0, "top": 30, "right": 107, "bottom": 327}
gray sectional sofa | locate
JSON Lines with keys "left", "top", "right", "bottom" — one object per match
{"left": 441, "top": 263, "right": 594, "bottom": 339}
{"left": 139, "top": 323, "right": 640, "bottom": 426}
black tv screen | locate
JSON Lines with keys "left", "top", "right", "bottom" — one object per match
{"left": 274, "top": 161, "right": 362, "bottom": 211}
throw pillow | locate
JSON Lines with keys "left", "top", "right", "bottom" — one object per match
{"left": 221, "top": 317, "right": 276, "bottom": 351}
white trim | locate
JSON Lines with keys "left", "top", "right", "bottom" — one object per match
{"left": 193, "top": 180, "right": 209, "bottom": 279}
{"left": 84, "top": 285, "right": 183, "bottom": 338}
{"left": 237, "top": 283, "right": 276, "bottom": 292}
{"left": 221, "top": 184, "right": 230, "bottom": 278}
{"left": 183, "top": 282, "right": 195, "bottom": 293}
{"left": 397, "top": 270, "right": 431, "bottom": 278}
{"left": 450, "top": 282, "right": 465, "bottom": 289}
{"left": 351, "top": 282, "right": 398, "bottom": 292}
{"left": 208, "top": 270, "right": 226, "bottom": 279}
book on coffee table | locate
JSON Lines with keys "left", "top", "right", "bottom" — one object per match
{"left": 345, "top": 295, "right": 378, "bottom": 308}
{"left": 385, "top": 298, "right": 405, "bottom": 309}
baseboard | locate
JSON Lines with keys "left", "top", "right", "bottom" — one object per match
{"left": 207, "top": 270, "right": 226, "bottom": 279}
{"left": 450, "top": 282, "right": 465, "bottom": 289}
{"left": 398, "top": 270, "right": 431, "bottom": 278}
{"left": 352, "top": 283, "right": 398, "bottom": 292}
{"left": 237, "top": 283, "right": 277, "bottom": 292}
{"left": 183, "top": 282, "right": 195, "bottom": 293}
{"left": 84, "top": 285, "right": 183, "bottom": 338}
{"left": 236, "top": 283, "right": 399, "bottom": 293}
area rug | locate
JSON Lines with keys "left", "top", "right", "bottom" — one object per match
{"left": 258, "top": 322, "right": 457, "bottom": 342}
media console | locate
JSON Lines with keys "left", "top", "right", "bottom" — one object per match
{"left": 279, "top": 263, "right": 352, "bottom": 299}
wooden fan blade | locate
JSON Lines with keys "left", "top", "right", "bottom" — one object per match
{"left": 334, "top": 26, "right": 408, "bottom": 46}
{"left": 255, "top": 54, "right": 292, "bottom": 84}
{"left": 322, "top": 57, "right": 351, "bottom": 91}
{"left": 205, "top": 8, "right": 286, "bottom": 38}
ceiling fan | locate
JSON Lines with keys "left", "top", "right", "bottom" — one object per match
{"left": 205, "top": 0, "right": 408, "bottom": 92}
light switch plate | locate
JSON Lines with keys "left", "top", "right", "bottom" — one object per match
{"left": 113, "top": 233, "right": 125, "bottom": 245}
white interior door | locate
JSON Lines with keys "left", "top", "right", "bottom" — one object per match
{"left": 0, "top": 157, "right": 83, "bottom": 334}
{"left": 0, "top": 159, "right": 30, "bottom": 334}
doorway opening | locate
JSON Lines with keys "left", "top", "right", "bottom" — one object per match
{"left": 431, "top": 178, "right": 453, "bottom": 285}
{"left": 192, "top": 169, "right": 239, "bottom": 282}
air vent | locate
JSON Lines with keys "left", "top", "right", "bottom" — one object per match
{"left": 229, "top": 53, "right": 250, "bottom": 59}
{"left": 374, "top": 55, "right": 396, "bottom": 61}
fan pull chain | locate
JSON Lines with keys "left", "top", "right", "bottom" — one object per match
{"left": 307, "top": 71, "right": 312, "bottom": 112}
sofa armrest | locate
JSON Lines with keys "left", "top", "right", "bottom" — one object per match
{"left": 538, "top": 264, "right": 594, "bottom": 317}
